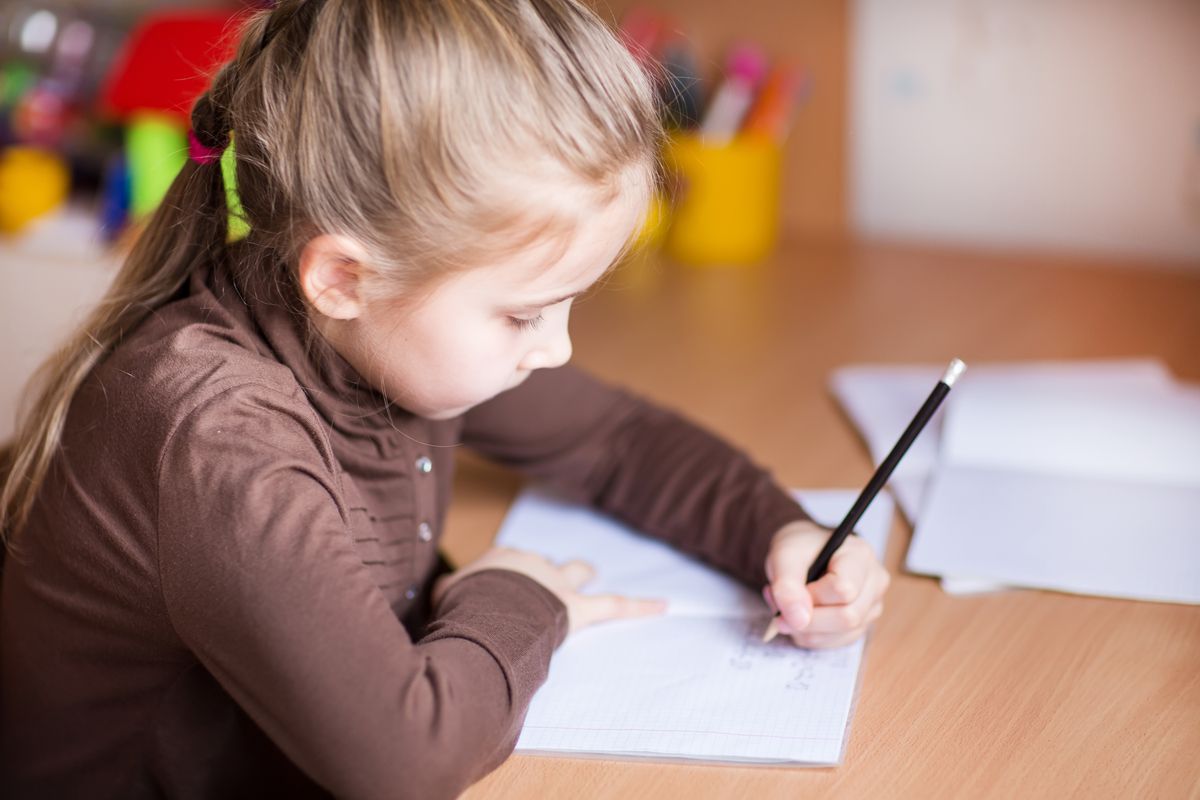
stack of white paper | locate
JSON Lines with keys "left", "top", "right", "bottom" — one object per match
{"left": 497, "top": 488, "right": 894, "bottom": 765}
{"left": 831, "top": 359, "right": 1200, "bottom": 603}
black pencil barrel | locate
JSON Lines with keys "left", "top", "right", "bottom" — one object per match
{"left": 806, "top": 381, "right": 951, "bottom": 584}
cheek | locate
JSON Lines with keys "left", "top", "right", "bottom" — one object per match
{"left": 379, "top": 319, "right": 519, "bottom": 406}
{"left": 439, "top": 320, "right": 518, "bottom": 370}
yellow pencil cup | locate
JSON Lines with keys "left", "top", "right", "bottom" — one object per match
{"left": 663, "top": 133, "right": 782, "bottom": 266}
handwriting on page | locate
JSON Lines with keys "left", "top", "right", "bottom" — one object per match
{"left": 728, "top": 618, "right": 852, "bottom": 691}
{"left": 501, "top": 488, "right": 894, "bottom": 764}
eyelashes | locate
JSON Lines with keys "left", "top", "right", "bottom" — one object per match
{"left": 507, "top": 314, "right": 545, "bottom": 332}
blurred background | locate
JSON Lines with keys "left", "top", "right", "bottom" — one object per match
{"left": 601, "top": 0, "right": 1200, "bottom": 262}
{"left": 1, "top": 0, "right": 1198, "bottom": 440}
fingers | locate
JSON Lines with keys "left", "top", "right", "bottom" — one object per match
{"left": 789, "top": 601, "right": 883, "bottom": 649}
{"left": 762, "top": 538, "right": 890, "bottom": 647}
{"left": 573, "top": 593, "right": 668, "bottom": 630}
{"left": 800, "top": 569, "right": 889, "bottom": 643}
{"left": 558, "top": 559, "right": 596, "bottom": 590}
{"left": 766, "top": 521, "right": 838, "bottom": 630}
{"left": 768, "top": 577, "right": 814, "bottom": 631}
{"left": 804, "top": 591, "right": 884, "bottom": 635}
{"left": 764, "top": 525, "right": 889, "bottom": 622}
{"left": 762, "top": 584, "right": 803, "bottom": 636}
{"left": 804, "top": 566, "right": 888, "bottom": 633}
{"left": 807, "top": 539, "right": 873, "bottom": 605}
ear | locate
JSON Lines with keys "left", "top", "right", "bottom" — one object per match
{"left": 297, "top": 234, "right": 372, "bottom": 320}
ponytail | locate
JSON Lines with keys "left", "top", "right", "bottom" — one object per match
{"left": 0, "top": 78, "right": 234, "bottom": 560}
{"left": 1, "top": 0, "right": 663, "bottom": 560}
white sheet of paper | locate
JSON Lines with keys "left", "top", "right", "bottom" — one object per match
{"left": 496, "top": 488, "right": 894, "bottom": 765}
{"left": 942, "top": 382, "right": 1200, "bottom": 485}
{"left": 908, "top": 384, "right": 1200, "bottom": 604}
{"left": 829, "top": 359, "right": 1175, "bottom": 595}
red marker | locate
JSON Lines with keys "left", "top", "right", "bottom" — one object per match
{"left": 741, "top": 62, "right": 810, "bottom": 143}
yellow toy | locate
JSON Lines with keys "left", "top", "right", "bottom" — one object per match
{"left": 0, "top": 146, "right": 71, "bottom": 234}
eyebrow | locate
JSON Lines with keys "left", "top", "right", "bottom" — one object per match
{"left": 511, "top": 290, "right": 586, "bottom": 312}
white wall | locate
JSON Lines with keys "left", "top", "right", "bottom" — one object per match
{"left": 0, "top": 209, "right": 117, "bottom": 442}
{"left": 851, "top": 0, "right": 1200, "bottom": 266}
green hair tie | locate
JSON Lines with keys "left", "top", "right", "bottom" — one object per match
{"left": 220, "top": 134, "right": 250, "bottom": 242}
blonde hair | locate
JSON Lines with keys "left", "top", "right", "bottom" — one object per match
{"left": 0, "top": 0, "right": 662, "bottom": 555}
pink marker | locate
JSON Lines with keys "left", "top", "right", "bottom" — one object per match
{"left": 699, "top": 44, "right": 768, "bottom": 144}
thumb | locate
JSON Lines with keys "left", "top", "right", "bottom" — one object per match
{"left": 771, "top": 577, "right": 814, "bottom": 631}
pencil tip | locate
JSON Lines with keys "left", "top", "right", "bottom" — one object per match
{"left": 761, "top": 619, "right": 780, "bottom": 643}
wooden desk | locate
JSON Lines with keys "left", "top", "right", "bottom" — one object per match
{"left": 442, "top": 239, "right": 1200, "bottom": 799}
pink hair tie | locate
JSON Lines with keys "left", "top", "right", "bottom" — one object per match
{"left": 188, "top": 129, "right": 224, "bottom": 165}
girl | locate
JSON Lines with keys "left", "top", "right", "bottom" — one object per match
{"left": 0, "top": 1, "right": 889, "bottom": 797}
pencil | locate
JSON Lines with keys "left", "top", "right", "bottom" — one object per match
{"left": 762, "top": 358, "right": 967, "bottom": 643}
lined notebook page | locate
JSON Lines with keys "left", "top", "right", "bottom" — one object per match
{"left": 496, "top": 489, "right": 893, "bottom": 765}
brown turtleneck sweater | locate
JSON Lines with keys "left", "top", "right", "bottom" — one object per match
{"left": 0, "top": 256, "right": 809, "bottom": 799}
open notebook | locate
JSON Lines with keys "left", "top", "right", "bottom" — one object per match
{"left": 907, "top": 379, "right": 1200, "bottom": 605}
{"left": 829, "top": 359, "right": 1175, "bottom": 593}
{"left": 495, "top": 488, "right": 893, "bottom": 765}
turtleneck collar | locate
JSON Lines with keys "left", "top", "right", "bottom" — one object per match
{"left": 198, "top": 246, "right": 437, "bottom": 459}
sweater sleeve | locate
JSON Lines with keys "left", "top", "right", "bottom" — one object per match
{"left": 156, "top": 383, "right": 567, "bottom": 800}
{"left": 462, "top": 366, "right": 811, "bottom": 587}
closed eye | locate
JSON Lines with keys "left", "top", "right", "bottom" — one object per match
{"left": 507, "top": 314, "right": 545, "bottom": 332}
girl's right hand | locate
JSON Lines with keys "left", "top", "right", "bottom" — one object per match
{"left": 433, "top": 546, "right": 667, "bottom": 635}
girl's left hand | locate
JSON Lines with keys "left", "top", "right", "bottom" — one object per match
{"left": 763, "top": 520, "right": 890, "bottom": 649}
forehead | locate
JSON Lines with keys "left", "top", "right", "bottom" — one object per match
{"left": 440, "top": 182, "right": 646, "bottom": 304}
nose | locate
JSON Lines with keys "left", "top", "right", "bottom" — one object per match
{"left": 521, "top": 316, "right": 573, "bottom": 371}
{"left": 543, "top": 326, "right": 573, "bottom": 368}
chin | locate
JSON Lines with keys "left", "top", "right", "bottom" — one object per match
{"left": 419, "top": 395, "right": 495, "bottom": 421}
{"left": 416, "top": 403, "right": 472, "bottom": 421}
{"left": 412, "top": 378, "right": 527, "bottom": 420}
